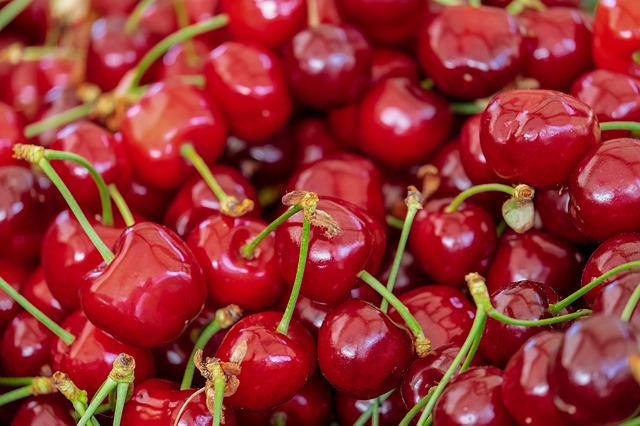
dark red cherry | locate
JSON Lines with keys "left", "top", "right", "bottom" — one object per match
{"left": 21, "top": 267, "right": 68, "bottom": 324}
{"left": 10, "top": 396, "right": 75, "bottom": 426}
{"left": 5, "top": 0, "right": 48, "bottom": 44}
{"left": 519, "top": 7, "right": 593, "bottom": 91}
{"left": 275, "top": 197, "right": 386, "bottom": 304}
{"left": 318, "top": 299, "right": 414, "bottom": 399}
{"left": 536, "top": 187, "right": 592, "bottom": 245}
{"left": 220, "top": 0, "right": 306, "bottom": 49}
{"left": 187, "top": 215, "right": 286, "bottom": 312}
{"left": 433, "top": 366, "right": 517, "bottom": 426}
{"left": 389, "top": 285, "right": 475, "bottom": 350}
{"left": 358, "top": 77, "right": 452, "bottom": 169}
{"left": 459, "top": 114, "right": 504, "bottom": 185}
{"left": 291, "top": 116, "right": 344, "bottom": 166}
{"left": 485, "top": 229, "right": 585, "bottom": 298}
{"left": 163, "top": 166, "right": 261, "bottom": 240}
{"left": 0, "top": 259, "right": 30, "bottom": 332}
{"left": 81, "top": 222, "right": 207, "bottom": 348}
{"left": 328, "top": 102, "right": 361, "bottom": 151}
{"left": 1, "top": 312, "right": 55, "bottom": 377}
{"left": 0, "top": 101, "right": 27, "bottom": 167}
{"left": 480, "top": 89, "right": 600, "bottom": 189}
{"left": 409, "top": 198, "right": 497, "bottom": 288}
{"left": 569, "top": 138, "right": 640, "bottom": 241}
{"left": 120, "top": 80, "right": 228, "bottom": 190}
{"left": 90, "top": 0, "right": 136, "bottom": 15}
{"left": 119, "top": 176, "right": 177, "bottom": 223}
{"left": 283, "top": 24, "right": 372, "bottom": 109}
{"left": 593, "top": 279, "right": 640, "bottom": 329}
{"left": 52, "top": 310, "right": 155, "bottom": 398}
{"left": 215, "top": 311, "right": 317, "bottom": 412}
{"left": 417, "top": 6, "right": 523, "bottom": 100}
{"left": 370, "top": 48, "right": 421, "bottom": 85}
{"left": 593, "top": 0, "right": 640, "bottom": 79}
{"left": 580, "top": 233, "right": 640, "bottom": 306}
{"left": 205, "top": 41, "right": 293, "bottom": 143}
{"left": 502, "top": 331, "right": 565, "bottom": 426}
{"left": 548, "top": 315, "right": 640, "bottom": 424}
{"left": 334, "top": 388, "right": 409, "bottom": 426}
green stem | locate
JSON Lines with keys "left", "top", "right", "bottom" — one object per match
{"left": 386, "top": 215, "right": 404, "bottom": 230}
{"left": 620, "top": 416, "right": 640, "bottom": 426}
{"left": 0, "top": 276, "right": 75, "bottom": 345}
{"left": 450, "top": 102, "right": 484, "bottom": 115}
{"left": 488, "top": 308, "right": 592, "bottom": 327}
{"left": 445, "top": 183, "right": 515, "bottom": 213}
{"left": 108, "top": 184, "right": 135, "bottom": 227}
{"left": 600, "top": 121, "right": 640, "bottom": 133}
{"left": 496, "top": 219, "right": 507, "bottom": 237}
{"left": 212, "top": 378, "right": 225, "bottom": 426}
{"left": 181, "top": 321, "right": 222, "bottom": 390}
{"left": 0, "top": 0, "right": 33, "bottom": 32}
{"left": 239, "top": 205, "right": 303, "bottom": 259}
{"left": 128, "top": 14, "right": 229, "bottom": 91}
{"left": 622, "top": 284, "right": 640, "bottom": 322}
{"left": 112, "top": 382, "right": 128, "bottom": 426}
{"left": 180, "top": 143, "right": 228, "bottom": 201}
{"left": 0, "top": 385, "right": 33, "bottom": 406}
{"left": 549, "top": 261, "right": 640, "bottom": 315}
{"left": 37, "top": 158, "right": 115, "bottom": 264}
{"left": 24, "top": 102, "right": 94, "bottom": 138}
{"left": 0, "top": 377, "right": 33, "bottom": 387}
{"left": 72, "top": 401, "right": 100, "bottom": 426}
{"left": 77, "top": 378, "right": 117, "bottom": 426}
{"left": 44, "top": 150, "right": 114, "bottom": 227}
{"left": 276, "top": 217, "right": 311, "bottom": 336}
{"left": 352, "top": 390, "right": 394, "bottom": 426}
{"left": 460, "top": 312, "right": 486, "bottom": 371}
{"left": 398, "top": 391, "right": 434, "bottom": 426}
{"left": 634, "top": 50, "right": 640, "bottom": 66}
{"left": 173, "top": 0, "right": 197, "bottom": 66}
{"left": 124, "top": 0, "right": 156, "bottom": 34}
{"left": 371, "top": 398, "right": 380, "bottom": 426}
{"left": 468, "top": 0, "right": 481, "bottom": 6}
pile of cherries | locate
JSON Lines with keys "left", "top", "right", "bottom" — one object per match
{"left": 0, "top": 0, "right": 639, "bottom": 424}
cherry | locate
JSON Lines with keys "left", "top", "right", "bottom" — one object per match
{"left": 90, "top": 0, "right": 136, "bottom": 15}
{"left": 119, "top": 175, "right": 177, "bottom": 223}
{"left": 204, "top": 41, "right": 293, "bottom": 143}
{"left": 283, "top": 23, "right": 372, "bottom": 109}
{"left": 5, "top": 0, "right": 48, "bottom": 44}
{"left": 374, "top": 234, "right": 428, "bottom": 298}
{"left": 0, "top": 259, "right": 31, "bottom": 332}
{"left": 120, "top": 80, "right": 228, "bottom": 190}
{"left": 334, "top": 388, "right": 409, "bottom": 426}
{"left": 214, "top": 311, "right": 317, "bottom": 412}
{"left": 328, "top": 103, "right": 361, "bottom": 151}
{"left": 548, "top": 314, "right": 640, "bottom": 424}
{"left": 593, "top": 279, "right": 640, "bottom": 328}
{"left": 10, "top": 395, "right": 75, "bottom": 426}
{"left": 0, "top": 101, "right": 26, "bottom": 167}
{"left": 459, "top": 114, "right": 504, "bottom": 185}
{"left": 418, "top": 5, "right": 523, "bottom": 100}
{"left": 275, "top": 197, "right": 386, "bottom": 304}
{"left": 389, "top": 286, "right": 475, "bottom": 350}
{"left": 480, "top": 89, "right": 600, "bottom": 189}
{"left": 317, "top": 298, "right": 414, "bottom": 399}
{"left": 136, "top": 0, "right": 179, "bottom": 39}
{"left": 357, "top": 77, "right": 452, "bottom": 169}
{"left": 157, "top": 38, "right": 213, "bottom": 80}
{"left": 536, "top": 187, "right": 592, "bottom": 245}
{"left": 21, "top": 267, "right": 68, "bottom": 324}
{"left": 485, "top": 229, "right": 585, "bottom": 298}
{"left": 1, "top": 312, "right": 55, "bottom": 377}
{"left": 593, "top": 0, "right": 640, "bottom": 78}
{"left": 433, "top": 366, "right": 517, "bottom": 426}
{"left": 52, "top": 310, "right": 155, "bottom": 398}
{"left": 502, "top": 330, "right": 565, "bottom": 426}
{"left": 370, "top": 48, "right": 421, "bottom": 85}
{"left": 569, "top": 138, "right": 640, "bottom": 241}
{"left": 408, "top": 198, "right": 497, "bottom": 288}
{"left": 291, "top": 116, "right": 344, "bottom": 166}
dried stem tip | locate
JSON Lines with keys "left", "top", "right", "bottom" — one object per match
{"left": 53, "top": 372, "right": 88, "bottom": 404}
{"left": 415, "top": 337, "right": 432, "bottom": 358}
{"left": 465, "top": 272, "right": 491, "bottom": 302}
{"left": 13, "top": 144, "right": 45, "bottom": 163}
{"left": 405, "top": 185, "right": 425, "bottom": 209}
{"left": 216, "top": 305, "right": 243, "bottom": 329}
{"left": 513, "top": 184, "right": 535, "bottom": 202}
{"left": 109, "top": 353, "right": 136, "bottom": 383}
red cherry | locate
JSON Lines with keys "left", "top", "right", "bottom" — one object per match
{"left": 291, "top": 116, "right": 344, "bottom": 166}
{"left": 593, "top": 279, "right": 640, "bottom": 328}
{"left": 593, "top": 0, "right": 640, "bottom": 78}
{"left": 21, "top": 267, "right": 68, "bottom": 324}
{"left": 334, "top": 388, "right": 409, "bottom": 426}
{"left": 81, "top": 222, "right": 207, "bottom": 348}
{"left": 157, "top": 39, "right": 213, "bottom": 80}
{"left": 370, "top": 48, "right": 421, "bottom": 85}
{"left": 118, "top": 176, "right": 176, "bottom": 224}
{"left": 459, "top": 115, "right": 504, "bottom": 185}
{"left": 0, "top": 101, "right": 27, "bottom": 167}
{"left": 0, "top": 259, "right": 30, "bottom": 332}
{"left": 1, "top": 312, "right": 55, "bottom": 377}
{"left": 136, "top": 0, "right": 178, "bottom": 38}
{"left": 10, "top": 396, "right": 75, "bottom": 426}
{"left": 536, "top": 187, "right": 592, "bottom": 245}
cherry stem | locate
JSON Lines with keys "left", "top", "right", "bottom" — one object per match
{"left": 0, "top": 376, "right": 55, "bottom": 407}
{"left": 181, "top": 305, "right": 242, "bottom": 390}
{"left": 0, "top": 377, "right": 34, "bottom": 387}
{"left": 307, "top": 0, "right": 320, "bottom": 27}
{"left": 421, "top": 79, "right": 434, "bottom": 90}
{"left": 460, "top": 312, "right": 486, "bottom": 371}
{"left": 24, "top": 102, "right": 94, "bottom": 138}
{"left": 352, "top": 390, "right": 394, "bottom": 426}
{"left": 128, "top": 14, "right": 229, "bottom": 91}
{"left": 358, "top": 270, "right": 429, "bottom": 355}
{"left": 371, "top": 398, "right": 380, "bottom": 426}
{"left": 450, "top": 101, "right": 485, "bottom": 115}
{"left": 386, "top": 215, "right": 404, "bottom": 230}
{"left": 53, "top": 372, "right": 100, "bottom": 426}
{"left": 549, "top": 261, "right": 640, "bottom": 315}
{"left": 277, "top": 216, "right": 311, "bottom": 336}
{"left": 600, "top": 121, "right": 640, "bottom": 133}
{"left": 124, "top": 0, "right": 156, "bottom": 34}
{"left": 108, "top": 184, "right": 135, "bottom": 227}
{"left": 398, "top": 390, "right": 435, "bottom": 426}
{"left": 0, "top": 0, "right": 32, "bottom": 32}
{"left": 44, "top": 149, "right": 114, "bottom": 227}
{"left": 212, "top": 377, "right": 225, "bottom": 426}
{"left": 620, "top": 416, "right": 640, "bottom": 426}
{"left": 488, "top": 308, "right": 592, "bottom": 326}
{"left": 621, "top": 284, "right": 640, "bottom": 322}
{"left": 634, "top": 50, "right": 640, "bottom": 66}
{"left": 496, "top": 219, "right": 507, "bottom": 237}
{"left": 112, "top": 382, "right": 129, "bottom": 426}
{"left": 239, "top": 205, "right": 303, "bottom": 259}
{"left": 445, "top": 183, "right": 517, "bottom": 213}
{"left": 173, "top": 0, "right": 197, "bottom": 66}
{"left": 0, "top": 385, "right": 36, "bottom": 406}
{"left": 468, "top": 0, "right": 481, "bottom": 7}
{"left": 0, "top": 275, "right": 75, "bottom": 345}
{"left": 381, "top": 188, "right": 423, "bottom": 313}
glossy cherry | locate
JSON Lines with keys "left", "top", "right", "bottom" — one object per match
{"left": 317, "top": 299, "right": 414, "bottom": 399}
{"left": 80, "top": 222, "right": 207, "bottom": 348}
{"left": 370, "top": 48, "right": 421, "bottom": 85}
{"left": 459, "top": 114, "right": 504, "bottom": 185}
{"left": 21, "top": 267, "right": 68, "bottom": 324}
{"left": 480, "top": 89, "right": 600, "bottom": 189}
{"left": 0, "top": 101, "right": 27, "bottom": 167}
{"left": 10, "top": 396, "right": 75, "bottom": 426}
{"left": 291, "top": 116, "right": 344, "bottom": 166}
{"left": 119, "top": 176, "right": 177, "bottom": 223}
{"left": 593, "top": 279, "right": 640, "bottom": 328}
{"left": 157, "top": 39, "right": 213, "bottom": 80}
{"left": 548, "top": 314, "right": 640, "bottom": 424}
{"left": 569, "top": 138, "right": 640, "bottom": 241}
{"left": 593, "top": 0, "right": 640, "bottom": 78}
{"left": 0, "top": 259, "right": 31, "bottom": 332}
{"left": 417, "top": 5, "right": 523, "bottom": 100}
{"left": 334, "top": 388, "right": 408, "bottom": 426}
{"left": 1, "top": 312, "right": 55, "bottom": 377}
{"left": 536, "top": 187, "right": 592, "bottom": 245}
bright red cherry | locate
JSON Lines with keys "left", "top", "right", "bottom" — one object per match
{"left": 0, "top": 101, "right": 27, "bottom": 167}
{"left": 119, "top": 176, "right": 177, "bottom": 223}
{"left": 290, "top": 116, "right": 344, "bottom": 166}
{"left": 370, "top": 48, "right": 421, "bottom": 85}
{"left": 10, "top": 396, "right": 75, "bottom": 426}
{"left": 1, "top": 312, "right": 55, "bottom": 377}
{"left": 593, "top": 0, "right": 640, "bottom": 78}
{"left": 157, "top": 39, "right": 213, "bottom": 80}
{"left": 21, "top": 267, "right": 68, "bottom": 324}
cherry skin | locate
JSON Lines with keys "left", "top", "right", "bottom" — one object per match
{"left": 317, "top": 299, "right": 415, "bottom": 399}
{"left": 187, "top": 215, "right": 286, "bottom": 312}
{"left": 408, "top": 198, "right": 497, "bottom": 288}
{"left": 502, "top": 331, "right": 566, "bottom": 426}
{"left": 548, "top": 315, "right": 640, "bottom": 425}
{"left": 119, "top": 176, "right": 177, "bottom": 223}
{"left": 536, "top": 187, "right": 592, "bottom": 245}
{"left": 459, "top": 114, "right": 504, "bottom": 185}
{"left": 370, "top": 48, "right": 421, "bottom": 85}
{"left": 81, "top": 222, "right": 207, "bottom": 348}
{"left": 593, "top": 0, "right": 640, "bottom": 78}
{"left": 569, "top": 138, "right": 640, "bottom": 241}
{"left": 0, "top": 259, "right": 31, "bottom": 332}
{"left": 10, "top": 396, "right": 75, "bottom": 426}
{"left": 1, "top": 312, "right": 55, "bottom": 377}
{"left": 0, "top": 101, "right": 27, "bottom": 167}
{"left": 334, "top": 388, "right": 409, "bottom": 426}
{"left": 433, "top": 366, "right": 517, "bottom": 426}
{"left": 417, "top": 5, "right": 523, "bottom": 100}
{"left": 204, "top": 41, "right": 293, "bottom": 143}
{"left": 357, "top": 77, "right": 452, "bottom": 169}
{"left": 593, "top": 279, "right": 640, "bottom": 329}
{"left": 480, "top": 89, "right": 600, "bottom": 189}
{"left": 283, "top": 23, "right": 372, "bottom": 109}
{"left": 21, "top": 267, "right": 68, "bottom": 324}
{"left": 291, "top": 116, "right": 344, "bottom": 166}
{"left": 157, "top": 39, "right": 213, "bottom": 81}
{"left": 120, "top": 80, "right": 228, "bottom": 190}
{"left": 215, "top": 311, "right": 317, "bottom": 412}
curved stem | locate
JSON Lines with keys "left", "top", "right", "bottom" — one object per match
{"left": 398, "top": 391, "right": 434, "bottom": 426}
{"left": 124, "top": 0, "right": 156, "bottom": 34}
{"left": 44, "top": 150, "right": 114, "bottom": 227}
{"left": 128, "top": 14, "right": 229, "bottom": 91}
{"left": 24, "top": 102, "right": 94, "bottom": 138}
{"left": 112, "top": 382, "right": 128, "bottom": 426}
{"left": 352, "top": 390, "right": 394, "bottom": 426}
{"left": 239, "top": 205, "right": 303, "bottom": 259}
{"left": 600, "top": 121, "right": 640, "bottom": 133}
{"left": 181, "top": 321, "right": 222, "bottom": 390}
{"left": 487, "top": 309, "right": 592, "bottom": 327}
{"left": 180, "top": 143, "right": 228, "bottom": 201}
{"left": 0, "top": 385, "right": 33, "bottom": 406}
{"left": 0, "top": 276, "right": 75, "bottom": 345}
{"left": 0, "top": 377, "right": 34, "bottom": 387}
{"left": 622, "top": 284, "right": 640, "bottom": 322}
{"left": 549, "top": 261, "right": 640, "bottom": 315}
{"left": 277, "top": 216, "right": 311, "bottom": 336}
{"left": 108, "top": 184, "right": 135, "bottom": 227}
{"left": 212, "top": 378, "right": 225, "bottom": 426}
{"left": 460, "top": 312, "right": 486, "bottom": 372}
{"left": 445, "top": 183, "right": 515, "bottom": 213}
{"left": 0, "top": 0, "right": 33, "bottom": 32}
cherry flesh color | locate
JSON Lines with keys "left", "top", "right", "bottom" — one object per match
{"left": 480, "top": 89, "right": 600, "bottom": 189}
{"left": 10, "top": 396, "right": 75, "bottom": 426}
{"left": 1, "top": 311, "right": 55, "bottom": 377}
{"left": 593, "top": 0, "right": 640, "bottom": 79}
{"left": 119, "top": 176, "right": 177, "bottom": 223}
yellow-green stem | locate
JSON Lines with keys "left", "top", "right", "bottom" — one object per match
{"left": 622, "top": 284, "right": 640, "bottom": 322}
{"left": 108, "top": 184, "right": 135, "bottom": 227}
